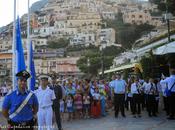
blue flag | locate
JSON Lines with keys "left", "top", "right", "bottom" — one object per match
{"left": 29, "top": 42, "right": 36, "bottom": 91}
{"left": 16, "top": 16, "right": 26, "bottom": 73}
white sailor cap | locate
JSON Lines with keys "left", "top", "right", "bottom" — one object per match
{"left": 38, "top": 74, "right": 50, "bottom": 80}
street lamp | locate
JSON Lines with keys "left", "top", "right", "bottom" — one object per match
{"left": 99, "top": 43, "right": 122, "bottom": 78}
{"left": 164, "top": 0, "right": 173, "bottom": 42}
{"left": 87, "top": 57, "right": 90, "bottom": 77}
{"left": 100, "top": 43, "right": 107, "bottom": 79}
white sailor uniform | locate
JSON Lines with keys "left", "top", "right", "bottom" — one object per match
{"left": 35, "top": 86, "right": 56, "bottom": 130}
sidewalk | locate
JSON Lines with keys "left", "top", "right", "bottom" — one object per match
{"left": 0, "top": 109, "right": 175, "bottom": 130}
{"left": 60, "top": 110, "right": 175, "bottom": 130}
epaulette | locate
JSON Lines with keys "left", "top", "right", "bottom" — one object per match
{"left": 6, "top": 91, "right": 14, "bottom": 96}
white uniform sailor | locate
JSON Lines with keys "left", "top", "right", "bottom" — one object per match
{"left": 35, "top": 74, "right": 56, "bottom": 130}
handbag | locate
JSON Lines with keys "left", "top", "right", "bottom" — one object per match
{"left": 164, "top": 81, "right": 175, "bottom": 97}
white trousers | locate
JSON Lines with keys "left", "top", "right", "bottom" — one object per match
{"left": 37, "top": 106, "right": 53, "bottom": 130}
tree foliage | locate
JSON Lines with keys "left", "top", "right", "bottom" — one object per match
{"left": 77, "top": 51, "right": 101, "bottom": 76}
{"left": 149, "top": 0, "right": 175, "bottom": 15}
{"left": 104, "top": 17, "right": 155, "bottom": 49}
{"left": 47, "top": 38, "right": 69, "bottom": 49}
{"left": 76, "top": 46, "right": 122, "bottom": 77}
{"left": 125, "top": 23, "right": 155, "bottom": 47}
{"left": 140, "top": 56, "right": 153, "bottom": 79}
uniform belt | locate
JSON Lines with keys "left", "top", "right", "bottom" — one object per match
{"left": 8, "top": 119, "right": 34, "bottom": 126}
{"left": 40, "top": 105, "right": 52, "bottom": 109}
{"left": 148, "top": 94, "right": 154, "bottom": 95}
{"left": 114, "top": 93, "right": 125, "bottom": 95}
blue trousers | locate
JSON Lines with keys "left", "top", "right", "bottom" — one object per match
{"left": 101, "top": 98, "right": 106, "bottom": 116}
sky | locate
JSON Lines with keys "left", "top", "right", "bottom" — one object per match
{"left": 0, "top": 0, "right": 40, "bottom": 27}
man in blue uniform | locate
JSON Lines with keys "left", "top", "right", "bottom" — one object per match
{"left": 2, "top": 70, "right": 39, "bottom": 130}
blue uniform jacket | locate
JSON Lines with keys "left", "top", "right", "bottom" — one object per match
{"left": 2, "top": 89, "right": 39, "bottom": 123}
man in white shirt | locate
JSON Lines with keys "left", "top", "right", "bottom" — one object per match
{"left": 160, "top": 66, "right": 175, "bottom": 120}
{"left": 111, "top": 73, "right": 127, "bottom": 118}
{"left": 131, "top": 78, "right": 142, "bottom": 118}
{"left": 145, "top": 78, "right": 157, "bottom": 117}
{"left": 160, "top": 79, "right": 169, "bottom": 115}
{"left": 35, "top": 74, "right": 56, "bottom": 130}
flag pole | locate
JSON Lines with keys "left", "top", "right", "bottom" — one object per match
{"left": 27, "top": 0, "right": 31, "bottom": 89}
{"left": 12, "top": 0, "right": 16, "bottom": 90}
{"left": 29, "top": 42, "right": 36, "bottom": 91}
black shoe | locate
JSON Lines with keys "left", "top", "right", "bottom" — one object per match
{"left": 167, "top": 117, "right": 175, "bottom": 120}
{"left": 153, "top": 114, "right": 157, "bottom": 117}
{"left": 133, "top": 115, "right": 136, "bottom": 118}
{"left": 138, "top": 115, "right": 142, "bottom": 118}
{"left": 115, "top": 115, "right": 118, "bottom": 118}
{"left": 122, "top": 114, "right": 126, "bottom": 118}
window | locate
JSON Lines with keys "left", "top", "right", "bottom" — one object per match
{"left": 132, "top": 15, "right": 135, "bottom": 18}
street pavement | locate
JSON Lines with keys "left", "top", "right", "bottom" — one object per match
{"left": 1, "top": 109, "right": 175, "bottom": 130}
{"left": 59, "top": 110, "right": 175, "bottom": 130}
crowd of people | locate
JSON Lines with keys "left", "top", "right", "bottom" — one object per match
{"left": 1, "top": 65, "right": 175, "bottom": 130}
{"left": 56, "top": 72, "right": 174, "bottom": 120}
{"left": 0, "top": 83, "right": 12, "bottom": 97}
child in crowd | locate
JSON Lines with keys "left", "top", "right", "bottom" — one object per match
{"left": 66, "top": 94, "right": 74, "bottom": 121}
{"left": 83, "top": 92, "right": 90, "bottom": 119}
{"left": 91, "top": 87, "right": 101, "bottom": 118}
{"left": 60, "top": 99, "right": 65, "bottom": 121}
{"left": 99, "top": 86, "right": 107, "bottom": 116}
{"left": 74, "top": 90, "right": 83, "bottom": 119}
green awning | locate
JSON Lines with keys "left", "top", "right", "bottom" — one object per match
{"left": 99, "top": 63, "right": 136, "bottom": 75}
